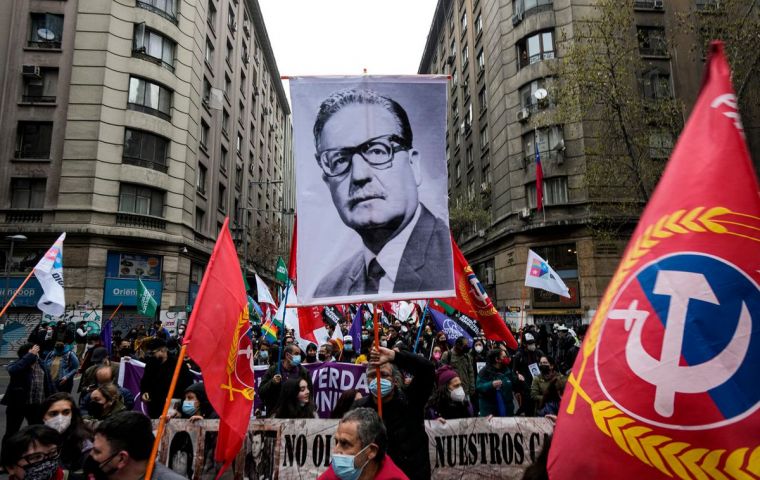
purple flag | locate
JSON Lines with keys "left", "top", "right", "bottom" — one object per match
{"left": 429, "top": 308, "right": 473, "bottom": 347}
{"left": 349, "top": 306, "right": 362, "bottom": 349}
{"left": 100, "top": 319, "right": 112, "bottom": 356}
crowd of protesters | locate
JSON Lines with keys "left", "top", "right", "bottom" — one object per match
{"left": 1, "top": 306, "right": 582, "bottom": 479}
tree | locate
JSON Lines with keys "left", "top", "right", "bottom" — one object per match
{"left": 449, "top": 196, "right": 491, "bottom": 240}
{"left": 552, "top": 0, "right": 684, "bottom": 238}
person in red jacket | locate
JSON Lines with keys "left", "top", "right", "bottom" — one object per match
{"left": 318, "top": 408, "right": 408, "bottom": 480}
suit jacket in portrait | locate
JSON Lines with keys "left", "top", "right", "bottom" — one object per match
{"left": 314, "top": 205, "right": 453, "bottom": 298}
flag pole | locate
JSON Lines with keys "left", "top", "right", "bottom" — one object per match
{"left": 412, "top": 301, "right": 429, "bottom": 353}
{"left": 275, "top": 279, "right": 291, "bottom": 375}
{"left": 372, "top": 303, "right": 382, "bottom": 418}
{"left": 144, "top": 343, "right": 188, "bottom": 480}
{"left": 0, "top": 269, "right": 36, "bottom": 319}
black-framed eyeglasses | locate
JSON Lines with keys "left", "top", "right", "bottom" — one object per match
{"left": 316, "top": 134, "right": 411, "bottom": 177}
{"left": 19, "top": 447, "right": 60, "bottom": 465}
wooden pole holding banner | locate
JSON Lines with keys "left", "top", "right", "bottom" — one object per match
{"left": 372, "top": 303, "right": 382, "bottom": 418}
{"left": 0, "top": 268, "right": 35, "bottom": 319}
{"left": 275, "top": 279, "right": 292, "bottom": 375}
{"left": 144, "top": 343, "right": 188, "bottom": 480}
{"left": 520, "top": 286, "right": 527, "bottom": 344}
{"left": 108, "top": 302, "right": 123, "bottom": 321}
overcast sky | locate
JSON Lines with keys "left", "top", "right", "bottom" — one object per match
{"left": 258, "top": 0, "right": 439, "bottom": 103}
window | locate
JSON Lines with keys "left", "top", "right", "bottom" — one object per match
{"left": 465, "top": 102, "right": 473, "bottom": 128}
{"left": 118, "top": 184, "right": 164, "bottom": 217}
{"left": 461, "top": 12, "right": 467, "bottom": 34}
{"left": 637, "top": 26, "right": 667, "bottom": 56}
{"left": 466, "top": 145, "right": 473, "bottom": 167}
{"left": 522, "top": 126, "right": 563, "bottom": 164}
{"left": 519, "top": 78, "right": 552, "bottom": 111}
{"left": 237, "top": 133, "right": 243, "bottom": 155}
{"left": 136, "top": 0, "right": 178, "bottom": 23}
{"left": 477, "top": 49, "right": 485, "bottom": 73}
{"left": 452, "top": 68, "right": 458, "bottom": 88}
{"left": 195, "top": 208, "right": 205, "bottom": 231}
{"left": 517, "top": 30, "right": 555, "bottom": 68}
{"left": 456, "top": 160, "right": 461, "bottom": 180}
{"left": 478, "top": 86, "right": 487, "bottom": 112}
{"left": 218, "top": 183, "right": 227, "bottom": 212}
{"left": 649, "top": 131, "right": 674, "bottom": 159}
{"left": 205, "top": 38, "right": 214, "bottom": 65}
{"left": 23, "top": 68, "right": 58, "bottom": 103}
{"left": 28, "top": 13, "right": 63, "bottom": 49}
{"left": 240, "top": 71, "right": 246, "bottom": 96}
{"left": 227, "top": 6, "right": 236, "bottom": 31}
{"left": 515, "top": 0, "right": 554, "bottom": 16}
{"left": 196, "top": 163, "right": 207, "bottom": 194}
{"left": 527, "top": 177, "right": 568, "bottom": 208}
{"left": 239, "top": 100, "right": 245, "bottom": 124}
{"left": 461, "top": 43, "right": 469, "bottom": 68}
{"left": 452, "top": 100, "right": 459, "bottom": 121}
{"left": 475, "top": 14, "right": 483, "bottom": 35}
{"left": 641, "top": 69, "right": 672, "bottom": 99}
{"left": 221, "top": 146, "right": 228, "bottom": 173}
{"left": 133, "top": 24, "right": 175, "bottom": 71}
{"left": 235, "top": 163, "right": 243, "bottom": 189}
{"left": 207, "top": 0, "right": 216, "bottom": 28}
{"left": 224, "top": 74, "right": 232, "bottom": 98}
{"left": 123, "top": 128, "right": 169, "bottom": 172}
{"left": 128, "top": 77, "right": 172, "bottom": 120}
{"left": 468, "top": 179, "right": 476, "bottom": 202}
{"left": 203, "top": 78, "right": 211, "bottom": 104}
{"left": 10, "top": 178, "right": 46, "bottom": 208}
{"left": 226, "top": 40, "right": 233, "bottom": 66}
{"left": 16, "top": 122, "right": 53, "bottom": 159}
{"left": 480, "top": 125, "right": 489, "bottom": 149}
{"left": 450, "top": 38, "right": 456, "bottom": 58}
{"left": 220, "top": 110, "right": 230, "bottom": 136}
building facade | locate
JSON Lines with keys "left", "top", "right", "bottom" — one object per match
{"left": 0, "top": 0, "right": 291, "bottom": 356}
{"left": 418, "top": 0, "right": 753, "bottom": 328}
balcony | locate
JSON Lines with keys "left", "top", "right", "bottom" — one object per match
{"left": 122, "top": 156, "right": 169, "bottom": 173}
{"left": 520, "top": 51, "right": 555, "bottom": 69}
{"left": 21, "top": 95, "right": 56, "bottom": 104}
{"left": 27, "top": 40, "right": 61, "bottom": 50}
{"left": 14, "top": 149, "right": 50, "bottom": 160}
{"left": 127, "top": 102, "right": 171, "bottom": 122}
{"left": 136, "top": 0, "right": 178, "bottom": 25}
{"left": 5, "top": 210, "right": 44, "bottom": 223}
{"left": 116, "top": 212, "right": 166, "bottom": 230}
{"left": 132, "top": 49, "right": 175, "bottom": 73}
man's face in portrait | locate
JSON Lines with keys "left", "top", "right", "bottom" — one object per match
{"left": 317, "top": 103, "right": 422, "bottom": 239}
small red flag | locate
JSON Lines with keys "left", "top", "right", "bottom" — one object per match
{"left": 442, "top": 239, "right": 518, "bottom": 349}
{"left": 183, "top": 218, "right": 253, "bottom": 475}
{"left": 549, "top": 42, "right": 760, "bottom": 479}
{"left": 535, "top": 138, "right": 544, "bottom": 212}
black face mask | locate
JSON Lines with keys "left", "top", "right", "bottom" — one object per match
{"left": 88, "top": 402, "right": 105, "bottom": 419}
{"left": 119, "top": 348, "right": 133, "bottom": 357}
{"left": 306, "top": 354, "right": 317, "bottom": 363}
{"left": 317, "top": 354, "right": 326, "bottom": 362}
{"left": 83, "top": 453, "right": 119, "bottom": 480}
{"left": 539, "top": 365, "right": 551, "bottom": 375}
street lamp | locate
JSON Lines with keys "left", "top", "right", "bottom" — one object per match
{"left": 1, "top": 234, "right": 28, "bottom": 352}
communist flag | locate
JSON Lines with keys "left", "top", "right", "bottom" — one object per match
{"left": 441, "top": 239, "right": 518, "bottom": 350}
{"left": 549, "top": 42, "right": 760, "bottom": 479}
{"left": 183, "top": 218, "right": 253, "bottom": 474}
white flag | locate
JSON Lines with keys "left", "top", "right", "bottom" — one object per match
{"left": 255, "top": 274, "right": 277, "bottom": 307}
{"left": 34, "top": 233, "right": 66, "bottom": 316}
{"left": 524, "top": 249, "right": 571, "bottom": 298}
{"left": 275, "top": 285, "right": 329, "bottom": 352}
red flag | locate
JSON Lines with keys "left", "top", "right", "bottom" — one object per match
{"left": 443, "top": 239, "right": 518, "bottom": 349}
{"left": 183, "top": 218, "right": 253, "bottom": 474}
{"left": 535, "top": 137, "right": 544, "bottom": 212}
{"left": 549, "top": 42, "right": 760, "bottom": 479}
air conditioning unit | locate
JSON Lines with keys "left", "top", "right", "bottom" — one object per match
{"left": 517, "top": 108, "right": 530, "bottom": 122}
{"left": 243, "top": 20, "right": 250, "bottom": 35}
{"left": 485, "top": 266, "right": 495, "bottom": 285}
{"left": 653, "top": 0, "right": 664, "bottom": 8}
{"left": 22, "top": 65, "right": 41, "bottom": 78}
{"left": 519, "top": 207, "right": 531, "bottom": 219}
{"left": 478, "top": 229, "right": 486, "bottom": 238}
{"left": 512, "top": 14, "right": 522, "bottom": 26}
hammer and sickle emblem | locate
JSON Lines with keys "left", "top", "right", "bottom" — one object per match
{"left": 608, "top": 270, "right": 751, "bottom": 417}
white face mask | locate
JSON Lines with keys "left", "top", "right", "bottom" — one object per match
{"left": 44, "top": 414, "right": 72, "bottom": 433}
{"left": 450, "top": 386, "right": 466, "bottom": 403}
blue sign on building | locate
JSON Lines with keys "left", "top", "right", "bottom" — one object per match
{"left": 103, "top": 278, "right": 162, "bottom": 306}
{"left": 0, "top": 277, "right": 44, "bottom": 307}
{"left": 188, "top": 283, "right": 200, "bottom": 307}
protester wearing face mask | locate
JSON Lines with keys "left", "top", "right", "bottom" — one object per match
{"left": 476, "top": 349, "right": 519, "bottom": 417}
{"left": 2, "top": 344, "right": 54, "bottom": 444}
{"left": 43, "top": 342, "right": 79, "bottom": 394}
{"left": 530, "top": 355, "right": 566, "bottom": 409}
{"left": 87, "top": 384, "right": 126, "bottom": 421}
{"left": 259, "top": 343, "right": 312, "bottom": 416}
{"left": 81, "top": 365, "right": 135, "bottom": 412}
{"left": 350, "top": 345, "right": 434, "bottom": 479}
{"left": 512, "top": 332, "right": 546, "bottom": 415}
{"left": 175, "top": 382, "right": 217, "bottom": 422}
{"left": 272, "top": 378, "right": 318, "bottom": 419}
{"left": 318, "top": 408, "right": 408, "bottom": 480}
{"left": 139, "top": 338, "right": 194, "bottom": 419}
{"left": 1, "top": 425, "right": 66, "bottom": 480}
{"left": 439, "top": 336, "right": 475, "bottom": 406}
{"left": 254, "top": 342, "right": 272, "bottom": 366}
{"left": 86, "top": 411, "right": 186, "bottom": 480}
{"left": 425, "top": 365, "right": 473, "bottom": 421}
{"left": 339, "top": 335, "right": 357, "bottom": 363}
{"left": 430, "top": 346, "right": 443, "bottom": 367}
{"left": 40, "top": 393, "right": 93, "bottom": 472}
{"left": 304, "top": 343, "right": 318, "bottom": 364}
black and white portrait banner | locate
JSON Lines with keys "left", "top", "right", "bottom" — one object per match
{"left": 290, "top": 76, "right": 453, "bottom": 306}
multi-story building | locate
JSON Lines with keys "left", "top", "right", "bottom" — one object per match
{"left": 0, "top": 0, "right": 291, "bottom": 356}
{"left": 419, "top": 0, "right": 754, "bottom": 328}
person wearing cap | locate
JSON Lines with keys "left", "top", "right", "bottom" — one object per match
{"left": 439, "top": 336, "right": 475, "bottom": 409}
{"left": 553, "top": 325, "right": 578, "bottom": 374}
{"left": 339, "top": 335, "right": 357, "bottom": 363}
{"left": 425, "top": 365, "right": 473, "bottom": 421}
{"left": 512, "top": 332, "right": 546, "bottom": 415}
{"left": 139, "top": 338, "right": 194, "bottom": 419}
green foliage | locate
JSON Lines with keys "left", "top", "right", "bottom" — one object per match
{"left": 449, "top": 197, "right": 491, "bottom": 239}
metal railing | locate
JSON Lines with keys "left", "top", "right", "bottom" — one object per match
{"left": 5, "top": 211, "right": 44, "bottom": 223}
{"left": 21, "top": 95, "right": 56, "bottom": 103}
{"left": 122, "top": 156, "right": 169, "bottom": 173}
{"left": 135, "top": 0, "right": 178, "bottom": 24}
{"left": 132, "top": 49, "right": 175, "bottom": 73}
{"left": 519, "top": 51, "right": 555, "bottom": 68}
{"left": 127, "top": 102, "right": 171, "bottom": 121}
{"left": 115, "top": 212, "right": 166, "bottom": 230}
{"left": 14, "top": 149, "right": 50, "bottom": 159}
{"left": 27, "top": 40, "right": 61, "bottom": 49}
